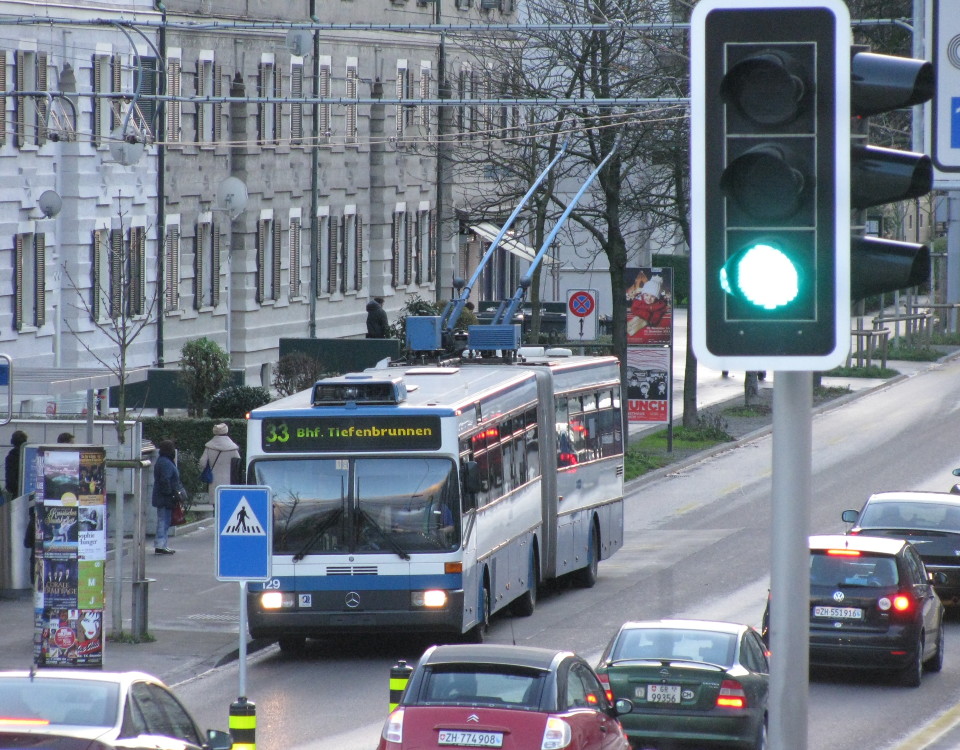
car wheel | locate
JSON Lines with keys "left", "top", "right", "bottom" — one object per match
{"left": 899, "top": 635, "right": 924, "bottom": 687}
{"left": 926, "top": 625, "right": 945, "bottom": 673}
{"left": 574, "top": 524, "right": 599, "bottom": 588}
{"left": 466, "top": 582, "right": 491, "bottom": 643}
{"left": 511, "top": 554, "right": 538, "bottom": 617}
{"left": 277, "top": 636, "right": 306, "bottom": 654}
{"left": 754, "top": 717, "right": 768, "bottom": 750}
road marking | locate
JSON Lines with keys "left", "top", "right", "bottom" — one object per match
{"left": 887, "top": 702, "right": 960, "bottom": 750}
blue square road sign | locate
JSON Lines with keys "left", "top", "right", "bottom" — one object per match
{"left": 216, "top": 486, "right": 272, "bottom": 582}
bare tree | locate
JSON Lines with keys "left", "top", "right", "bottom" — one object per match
{"left": 62, "top": 191, "right": 158, "bottom": 447}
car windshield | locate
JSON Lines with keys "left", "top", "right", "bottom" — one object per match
{"left": 810, "top": 552, "right": 899, "bottom": 587}
{"left": 859, "top": 501, "right": 960, "bottom": 533}
{"left": 611, "top": 628, "right": 736, "bottom": 666}
{"left": 422, "top": 666, "right": 546, "bottom": 709}
{"left": 0, "top": 676, "right": 119, "bottom": 726}
{"left": 254, "top": 457, "right": 461, "bottom": 555}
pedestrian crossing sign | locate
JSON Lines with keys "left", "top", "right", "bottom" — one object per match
{"left": 216, "top": 486, "right": 272, "bottom": 582}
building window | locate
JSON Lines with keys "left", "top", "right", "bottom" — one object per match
{"left": 197, "top": 55, "right": 222, "bottom": 144}
{"left": 14, "top": 232, "right": 44, "bottom": 330}
{"left": 131, "top": 57, "right": 158, "bottom": 139}
{"left": 258, "top": 56, "right": 280, "bottom": 145}
{"left": 290, "top": 60, "right": 303, "bottom": 144}
{"left": 91, "top": 52, "right": 120, "bottom": 148}
{"left": 164, "top": 222, "right": 181, "bottom": 312}
{"left": 15, "top": 49, "right": 47, "bottom": 148}
{"left": 195, "top": 219, "right": 221, "bottom": 308}
{"left": 345, "top": 60, "right": 358, "bottom": 144}
{"left": 289, "top": 214, "right": 302, "bottom": 298}
{"left": 256, "top": 214, "right": 281, "bottom": 302}
{"left": 166, "top": 53, "right": 182, "bottom": 144}
{"left": 319, "top": 58, "right": 331, "bottom": 141}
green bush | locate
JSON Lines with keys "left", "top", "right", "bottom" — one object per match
{"left": 179, "top": 338, "right": 231, "bottom": 417}
{"left": 209, "top": 385, "right": 272, "bottom": 419}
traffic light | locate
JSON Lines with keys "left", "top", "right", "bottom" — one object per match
{"left": 691, "top": 0, "right": 850, "bottom": 372}
{"left": 850, "top": 51, "right": 934, "bottom": 301}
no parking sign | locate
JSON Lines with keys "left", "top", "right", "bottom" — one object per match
{"left": 566, "top": 289, "right": 599, "bottom": 341}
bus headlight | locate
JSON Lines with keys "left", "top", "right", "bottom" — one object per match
{"left": 260, "top": 591, "right": 294, "bottom": 609}
{"left": 411, "top": 590, "right": 448, "bottom": 608}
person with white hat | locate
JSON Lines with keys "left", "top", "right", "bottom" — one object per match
{"left": 199, "top": 423, "right": 241, "bottom": 504}
{"left": 628, "top": 274, "right": 669, "bottom": 340}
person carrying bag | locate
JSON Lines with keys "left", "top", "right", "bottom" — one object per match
{"left": 152, "top": 440, "right": 183, "bottom": 555}
{"left": 199, "top": 423, "right": 241, "bottom": 505}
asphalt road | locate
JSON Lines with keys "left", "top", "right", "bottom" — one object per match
{"left": 172, "top": 352, "right": 960, "bottom": 750}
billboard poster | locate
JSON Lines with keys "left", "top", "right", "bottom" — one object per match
{"left": 627, "top": 347, "right": 670, "bottom": 424}
{"left": 34, "top": 445, "right": 107, "bottom": 669}
{"left": 626, "top": 267, "right": 674, "bottom": 346}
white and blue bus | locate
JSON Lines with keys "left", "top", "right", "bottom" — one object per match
{"left": 245, "top": 349, "right": 624, "bottom": 649}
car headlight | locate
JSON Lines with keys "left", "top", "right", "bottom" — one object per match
{"left": 260, "top": 592, "right": 294, "bottom": 609}
{"left": 411, "top": 590, "right": 448, "bottom": 608}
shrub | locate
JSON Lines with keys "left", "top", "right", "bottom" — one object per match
{"left": 209, "top": 385, "right": 272, "bottom": 418}
{"left": 179, "top": 338, "right": 230, "bottom": 417}
{"left": 273, "top": 352, "right": 331, "bottom": 397}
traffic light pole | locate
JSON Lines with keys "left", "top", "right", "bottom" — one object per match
{"left": 769, "top": 371, "right": 811, "bottom": 750}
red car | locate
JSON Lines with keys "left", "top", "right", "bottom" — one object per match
{"left": 378, "top": 644, "right": 632, "bottom": 750}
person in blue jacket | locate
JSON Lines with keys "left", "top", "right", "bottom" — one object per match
{"left": 152, "top": 440, "right": 181, "bottom": 555}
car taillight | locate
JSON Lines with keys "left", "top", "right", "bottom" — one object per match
{"left": 541, "top": 717, "right": 572, "bottom": 750}
{"left": 716, "top": 679, "right": 747, "bottom": 709}
{"left": 597, "top": 673, "right": 613, "bottom": 703}
{"left": 879, "top": 594, "right": 913, "bottom": 614}
{"left": 381, "top": 708, "right": 403, "bottom": 744}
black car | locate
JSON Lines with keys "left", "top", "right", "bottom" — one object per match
{"left": 843, "top": 491, "right": 960, "bottom": 606}
{"left": 765, "top": 534, "right": 945, "bottom": 687}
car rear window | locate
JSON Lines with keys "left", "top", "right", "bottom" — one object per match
{"left": 810, "top": 551, "right": 899, "bottom": 587}
{"left": 422, "top": 666, "right": 545, "bottom": 708}
{"left": 611, "top": 628, "right": 736, "bottom": 666}
{"left": 0, "top": 677, "right": 119, "bottom": 726}
{"left": 860, "top": 501, "right": 960, "bottom": 532}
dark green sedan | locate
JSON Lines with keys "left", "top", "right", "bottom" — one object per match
{"left": 595, "top": 619, "right": 769, "bottom": 750}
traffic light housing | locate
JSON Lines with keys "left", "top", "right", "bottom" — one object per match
{"left": 849, "top": 51, "right": 934, "bottom": 301}
{"left": 691, "top": 0, "right": 850, "bottom": 372}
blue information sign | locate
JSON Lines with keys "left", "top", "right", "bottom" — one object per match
{"left": 215, "top": 486, "right": 271, "bottom": 582}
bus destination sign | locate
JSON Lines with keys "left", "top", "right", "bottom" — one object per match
{"left": 260, "top": 416, "right": 442, "bottom": 453}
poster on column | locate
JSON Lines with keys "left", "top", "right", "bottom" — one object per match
{"left": 627, "top": 347, "right": 670, "bottom": 424}
{"left": 34, "top": 445, "right": 107, "bottom": 668}
{"left": 626, "top": 267, "right": 673, "bottom": 346}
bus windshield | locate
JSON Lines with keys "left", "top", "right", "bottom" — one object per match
{"left": 253, "top": 456, "right": 461, "bottom": 556}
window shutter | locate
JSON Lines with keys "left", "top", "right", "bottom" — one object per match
{"left": 404, "top": 212, "right": 414, "bottom": 285}
{"left": 396, "top": 66, "right": 404, "bottom": 139}
{"left": 129, "top": 226, "right": 145, "bottom": 316}
{"left": 256, "top": 219, "right": 266, "bottom": 303}
{"left": 212, "top": 227, "right": 221, "bottom": 307}
{"left": 290, "top": 217, "right": 302, "bottom": 297}
{"left": 428, "top": 209, "right": 436, "bottom": 282}
{"left": 14, "top": 234, "right": 23, "bottom": 330}
{"left": 111, "top": 54, "right": 122, "bottom": 131}
{"left": 327, "top": 216, "right": 338, "bottom": 293}
{"left": 194, "top": 223, "right": 205, "bottom": 309}
{"left": 272, "top": 220, "right": 281, "bottom": 300}
{"left": 257, "top": 63, "right": 266, "bottom": 144}
{"left": 354, "top": 216, "right": 363, "bottom": 291}
{"left": 291, "top": 64, "right": 303, "bottom": 144}
{"left": 34, "top": 233, "right": 45, "bottom": 326}
{"left": 196, "top": 64, "right": 205, "bottom": 143}
{"left": 391, "top": 212, "right": 400, "bottom": 287}
{"left": 273, "top": 63, "right": 282, "bottom": 144}
{"left": 91, "top": 230, "right": 103, "bottom": 320}
{"left": 213, "top": 64, "right": 223, "bottom": 142}
{"left": 165, "top": 225, "right": 180, "bottom": 311}
{"left": 0, "top": 53, "right": 6, "bottom": 146}
{"left": 36, "top": 52, "right": 47, "bottom": 145}
{"left": 110, "top": 228, "right": 122, "bottom": 318}
{"left": 15, "top": 51, "right": 25, "bottom": 148}
{"left": 92, "top": 55, "right": 103, "bottom": 145}
{"left": 167, "top": 58, "right": 181, "bottom": 143}
{"left": 339, "top": 216, "right": 347, "bottom": 294}
{"left": 319, "top": 65, "right": 330, "bottom": 137}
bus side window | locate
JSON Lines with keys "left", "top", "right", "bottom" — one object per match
{"left": 461, "top": 460, "right": 480, "bottom": 511}
{"left": 525, "top": 409, "right": 539, "bottom": 480}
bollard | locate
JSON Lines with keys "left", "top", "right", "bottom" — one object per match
{"left": 229, "top": 698, "right": 256, "bottom": 750}
{"left": 389, "top": 659, "right": 413, "bottom": 712}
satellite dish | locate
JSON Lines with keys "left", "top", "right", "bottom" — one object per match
{"left": 108, "top": 127, "right": 144, "bottom": 166}
{"left": 216, "top": 177, "right": 248, "bottom": 219}
{"left": 38, "top": 190, "right": 62, "bottom": 218}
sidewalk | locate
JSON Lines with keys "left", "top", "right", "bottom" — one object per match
{"left": 0, "top": 327, "right": 948, "bottom": 689}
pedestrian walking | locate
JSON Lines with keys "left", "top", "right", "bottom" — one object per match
{"left": 199, "top": 423, "right": 241, "bottom": 504}
{"left": 151, "top": 440, "right": 183, "bottom": 555}
{"left": 366, "top": 296, "right": 390, "bottom": 338}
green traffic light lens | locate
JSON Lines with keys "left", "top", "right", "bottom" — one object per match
{"left": 723, "top": 243, "right": 800, "bottom": 310}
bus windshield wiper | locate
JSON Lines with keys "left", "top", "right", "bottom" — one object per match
{"left": 356, "top": 507, "right": 411, "bottom": 560}
{"left": 292, "top": 507, "right": 343, "bottom": 562}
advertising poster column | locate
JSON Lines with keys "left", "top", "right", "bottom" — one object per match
{"left": 32, "top": 445, "right": 107, "bottom": 668}
{"left": 625, "top": 267, "right": 673, "bottom": 424}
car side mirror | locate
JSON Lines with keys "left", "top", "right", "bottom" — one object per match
{"left": 206, "top": 729, "right": 233, "bottom": 750}
{"left": 953, "top": 468, "right": 960, "bottom": 477}
{"left": 613, "top": 698, "right": 634, "bottom": 717}
{"left": 841, "top": 509, "right": 859, "bottom": 524}
{"left": 932, "top": 571, "right": 949, "bottom": 585}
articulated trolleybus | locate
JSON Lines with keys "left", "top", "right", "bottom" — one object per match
{"left": 245, "top": 351, "right": 625, "bottom": 649}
